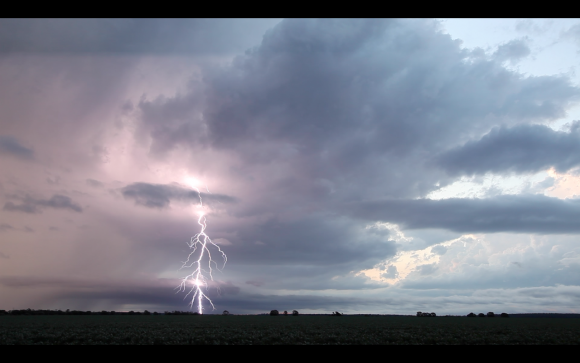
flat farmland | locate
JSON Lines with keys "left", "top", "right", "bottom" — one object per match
{"left": 1, "top": 315, "right": 580, "bottom": 345}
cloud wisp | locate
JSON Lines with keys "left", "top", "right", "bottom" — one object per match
{"left": 0, "top": 136, "right": 34, "bottom": 160}
{"left": 3, "top": 194, "right": 82, "bottom": 214}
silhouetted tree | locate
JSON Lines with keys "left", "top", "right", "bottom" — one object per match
{"left": 292, "top": 310, "right": 299, "bottom": 316}
{"left": 270, "top": 310, "right": 279, "bottom": 316}
{"left": 487, "top": 312, "right": 495, "bottom": 317}
{"left": 223, "top": 310, "right": 230, "bottom": 315}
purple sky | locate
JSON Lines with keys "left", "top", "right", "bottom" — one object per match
{"left": 2, "top": 19, "right": 580, "bottom": 314}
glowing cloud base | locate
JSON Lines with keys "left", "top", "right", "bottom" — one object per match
{"left": 177, "top": 188, "right": 227, "bottom": 314}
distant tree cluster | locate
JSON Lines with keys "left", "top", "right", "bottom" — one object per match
{"left": 270, "top": 310, "right": 299, "bottom": 316}
{"left": 467, "top": 312, "right": 509, "bottom": 317}
{"left": 416, "top": 312, "right": 436, "bottom": 317}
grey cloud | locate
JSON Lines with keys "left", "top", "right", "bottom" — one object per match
{"left": 57, "top": 285, "right": 382, "bottom": 313}
{"left": 515, "top": 20, "right": 551, "bottom": 35}
{"left": 493, "top": 39, "right": 531, "bottom": 63}
{"left": 431, "top": 245, "right": 448, "bottom": 255}
{"left": 9, "top": 274, "right": 580, "bottom": 314}
{"left": 0, "top": 252, "right": 9, "bottom": 259}
{"left": 0, "top": 19, "right": 281, "bottom": 55}
{"left": 5, "top": 19, "right": 580, "bottom": 313}
{"left": 381, "top": 265, "right": 399, "bottom": 279}
{"left": 562, "top": 23, "right": 580, "bottom": 48}
{"left": 0, "top": 223, "right": 14, "bottom": 232}
{"left": 416, "top": 263, "right": 438, "bottom": 276}
{"left": 203, "top": 19, "right": 577, "bottom": 151}
{"left": 86, "top": 179, "right": 103, "bottom": 188}
{"left": 521, "top": 176, "right": 556, "bottom": 195}
{"left": 120, "top": 182, "right": 236, "bottom": 209}
{"left": 137, "top": 84, "right": 207, "bottom": 155}
{"left": 3, "top": 194, "right": 82, "bottom": 214}
{"left": 128, "top": 19, "right": 580, "bottom": 300}
{"left": 139, "top": 19, "right": 579, "bottom": 204}
{"left": 227, "top": 214, "right": 396, "bottom": 268}
{"left": 351, "top": 194, "right": 580, "bottom": 234}
{"left": 436, "top": 124, "right": 580, "bottom": 176}
{"left": 402, "top": 259, "right": 580, "bottom": 291}
{"left": 0, "top": 136, "right": 34, "bottom": 160}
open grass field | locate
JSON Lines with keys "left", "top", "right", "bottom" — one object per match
{"left": 1, "top": 315, "right": 580, "bottom": 345}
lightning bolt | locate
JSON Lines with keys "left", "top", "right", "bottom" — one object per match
{"left": 177, "top": 186, "right": 227, "bottom": 314}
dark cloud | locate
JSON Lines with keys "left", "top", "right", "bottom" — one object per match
{"left": 120, "top": 182, "right": 236, "bottom": 209}
{"left": 351, "top": 194, "right": 580, "bottom": 234}
{"left": 140, "top": 19, "right": 580, "bottom": 204}
{"left": 436, "top": 124, "right": 580, "bottom": 176}
{"left": 222, "top": 213, "right": 397, "bottom": 270}
{"left": 3, "top": 19, "right": 580, "bottom": 313}
{"left": 3, "top": 194, "right": 82, "bottom": 214}
{"left": 0, "top": 136, "right": 34, "bottom": 160}
{"left": 128, "top": 19, "right": 580, "bottom": 304}
{"left": 493, "top": 39, "right": 531, "bottom": 63}
{"left": 53, "top": 283, "right": 382, "bottom": 313}
{"left": 0, "top": 19, "right": 280, "bottom": 55}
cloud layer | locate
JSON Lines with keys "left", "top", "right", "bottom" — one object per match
{"left": 437, "top": 124, "right": 580, "bottom": 175}
{"left": 2, "top": 19, "right": 580, "bottom": 314}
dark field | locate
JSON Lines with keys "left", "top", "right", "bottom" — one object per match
{"left": 1, "top": 315, "right": 580, "bottom": 345}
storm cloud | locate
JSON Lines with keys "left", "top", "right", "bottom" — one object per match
{"left": 139, "top": 18, "right": 580, "bottom": 205}
{"left": 3, "top": 19, "right": 580, "bottom": 314}
{"left": 120, "top": 182, "right": 237, "bottom": 209}
{"left": 0, "top": 19, "right": 281, "bottom": 55}
{"left": 436, "top": 124, "right": 580, "bottom": 176}
{"left": 3, "top": 194, "right": 82, "bottom": 214}
{"left": 351, "top": 195, "right": 580, "bottom": 234}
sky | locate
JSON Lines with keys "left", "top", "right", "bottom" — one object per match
{"left": 2, "top": 18, "right": 580, "bottom": 314}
